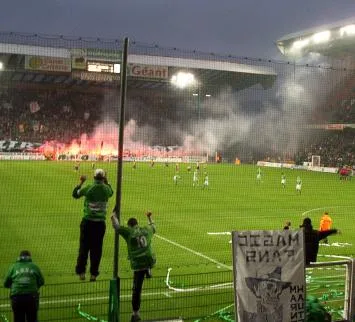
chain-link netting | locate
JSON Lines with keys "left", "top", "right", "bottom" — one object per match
{"left": 0, "top": 32, "right": 354, "bottom": 321}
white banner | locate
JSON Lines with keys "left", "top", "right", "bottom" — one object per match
{"left": 232, "top": 230, "right": 305, "bottom": 322}
{"left": 0, "top": 140, "right": 41, "bottom": 152}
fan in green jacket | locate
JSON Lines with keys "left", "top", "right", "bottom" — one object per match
{"left": 4, "top": 250, "right": 44, "bottom": 322}
{"left": 72, "top": 168, "right": 114, "bottom": 281}
{"left": 111, "top": 211, "right": 156, "bottom": 322}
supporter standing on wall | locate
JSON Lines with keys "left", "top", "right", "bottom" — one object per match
{"left": 72, "top": 168, "right": 113, "bottom": 281}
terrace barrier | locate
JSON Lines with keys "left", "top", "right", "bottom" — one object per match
{"left": 0, "top": 259, "right": 354, "bottom": 321}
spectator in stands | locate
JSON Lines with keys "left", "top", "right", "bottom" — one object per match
{"left": 111, "top": 211, "right": 156, "bottom": 322}
{"left": 300, "top": 217, "right": 339, "bottom": 265}
{"left": 3, "top": 250, "right": 45, "bottom": 322}
{"left": 72, "top": 169, "right": 113, "bottom": 281}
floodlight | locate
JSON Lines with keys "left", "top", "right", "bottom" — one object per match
{"left": 292, "top": 38, "right": 310, "bottom": 50}
{"left": 192, "top": 93, "right": 199, "bottom": 96}
{"left": 340, "top": 25, "right": 355, "bottom": 37}
{"left": 205, "top": 94, "right": 211, "bottom": 97}
{"left": 312, "top": 31, "right": 331, "bottom": 44}
{"left": 113, "top": 64, "right": 120, "bottom": 74}
{"left": 171, "top": 72, "right": 195, "bottom": 89}
{"left": 0, "top": 62, "right": 3, "bottom": 70}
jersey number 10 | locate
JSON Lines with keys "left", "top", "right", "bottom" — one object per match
{"left": 136, "top": 235, "right": 148, "bottom": 248}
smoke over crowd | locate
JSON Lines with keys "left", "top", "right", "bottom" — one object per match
{"left": 44, "top": 58, "right": 346, "bottom": 162}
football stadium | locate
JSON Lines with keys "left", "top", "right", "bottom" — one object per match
{"left": 0, "top": 18, "right": 355, "bottom": 322}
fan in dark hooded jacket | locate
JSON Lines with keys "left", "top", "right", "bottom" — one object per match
{"left": 300, "top": 217, "right": 339, "bottom": 265}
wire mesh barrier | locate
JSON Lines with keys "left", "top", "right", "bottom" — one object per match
{"left": 0, "top": 261, "right": 353, "bottom": 321}
{"left": 0, "top": 32, "right": 355, "bottom": 321}
{"left": 0, "top": 271, "right": 233, "bottom": 321}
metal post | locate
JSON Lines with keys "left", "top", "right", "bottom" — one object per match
{"left": 349, "top": 258, "right": 355, "bottom": 322}
{"left": 108, "top": 37, "right": 129, "bottom": 322}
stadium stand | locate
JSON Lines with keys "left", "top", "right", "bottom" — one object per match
{"left": 0, "top": 88, "right": 102, "bottom": 142}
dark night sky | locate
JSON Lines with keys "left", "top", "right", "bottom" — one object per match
{"left": 0, "top": 1, "right": 354, "bottom": 59}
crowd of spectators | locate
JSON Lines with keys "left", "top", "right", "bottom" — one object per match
{"left": 0, "top": 87, "right": 181, "bottom": 147}
{"left": 296, "top": 129, "right": 355, "bottom": 167}
{"left": 299, "top": 77, "right": 355, "bottom": 167}
{"left": 1, "top": 81, "right": 355, "bottom": 167}
{"left": 0, "top": 88, "right": 103, "bottom": 143}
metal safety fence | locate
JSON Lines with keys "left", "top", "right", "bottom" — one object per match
{"left": 1, "top": 259, "right": 354, "bottom": 321}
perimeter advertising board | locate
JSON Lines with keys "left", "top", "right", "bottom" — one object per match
{"left": 25, "top": 56, "right": 71, "bottom": 72}
{"left": 232, "top": 229, "right": 305, "bottom": 322}
{"left": 72, "top": 71, "right": 120, "bottom": 82}
{"left": 70, "top": 48, "right": 121, "bottom": 66}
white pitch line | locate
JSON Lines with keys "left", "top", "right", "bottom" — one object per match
{"left": 1, "top": 234, "right": 232, "bottom": 310}
{"left": 0, "top": 289, "right": 175, "bottom": 309}
{"left": 0, "top": 271, "right": 233, "bottom": 310}
{"left": 155, "top": 234, "right": 232, "bottom": 270}
{"left": 301, "top": 205, "right": 355, "bottom": 217}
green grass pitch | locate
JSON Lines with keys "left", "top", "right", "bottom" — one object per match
{"left": 0, "top": 161, "right": 354, "bottom": 321}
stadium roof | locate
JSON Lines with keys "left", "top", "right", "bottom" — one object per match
{"left": 0, "top": 31, "right": 276, "bottom": 92}
{"left": 276, "top": 17, "right": 355, "bottom": 59}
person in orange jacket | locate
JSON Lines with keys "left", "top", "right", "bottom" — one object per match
{"left": 319, "top": 212, "right": 333, "bottom": 244}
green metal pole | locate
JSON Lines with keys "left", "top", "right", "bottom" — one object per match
{"left": 108, "top": 37, "right": 129, "bottom": 322}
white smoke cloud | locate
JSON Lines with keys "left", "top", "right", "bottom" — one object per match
{"left": 83, "top": 57, "right": 348, "bottom": 161}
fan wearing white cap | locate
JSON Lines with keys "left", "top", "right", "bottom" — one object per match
{"left": 72, "top": 168, "right": 114, "bottom": 281}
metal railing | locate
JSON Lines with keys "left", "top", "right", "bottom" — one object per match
{"left": 0, "top": 260, "right": 354, "bottom": 321}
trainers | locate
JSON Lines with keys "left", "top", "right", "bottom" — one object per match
{"left": 90, "top": 275, "right": 97, "bottom": 282}
{"left": 130, "top": 315, "right": 141, "bottom": 322}
{"left": 79, "top": 273, "right": 85, "bottom": 281}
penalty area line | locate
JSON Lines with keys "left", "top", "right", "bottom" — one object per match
{"left": 301, "top": 205, "right": 355, "bottom": 217}
{"left": 155, "top": 234, "right": 232, "bottom": 271}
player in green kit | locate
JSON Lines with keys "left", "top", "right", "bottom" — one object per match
{"left": 256, "top": 167, "right": 262, "bottom": 183}
{"left": 281, "top": 172, "right": 286, "bottom": 188}
{"left": 296, "top": 175, "right": 302, "bottom": 194}
{"left": 111, "top": 211, "right": 156, "bottom": 322}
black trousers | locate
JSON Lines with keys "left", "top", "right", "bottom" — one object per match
{"left": 11, "top": 293, "right": 39, "bottom": 322}
{"left": 132, "top": 269, "right": 149, "bottom": 312}
{"left": 76, "top": 219, "right": 106, "bottom": 276}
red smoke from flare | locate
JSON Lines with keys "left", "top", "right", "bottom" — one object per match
{"left": 37, "top": 120, "right": 200, "bottom": 158}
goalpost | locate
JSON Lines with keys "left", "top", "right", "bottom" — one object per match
{"left": 311, "top": 155, "right": 321, "bottom": 167}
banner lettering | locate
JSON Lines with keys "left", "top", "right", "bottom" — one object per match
{"left": 232, "top": 230, "right": 305, "bottom": 322}
{"left": 128, "top": 63, "right": 169, "bottom": 80}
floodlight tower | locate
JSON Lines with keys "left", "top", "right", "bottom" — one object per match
{"left": 170, "top": 71, "right": 196, "bottom": 89}
{"left": 276, "top": 18, "right": 355, "bottom": 67}
{"left": 171, "top": 71, "right": 201, "bottom": 120}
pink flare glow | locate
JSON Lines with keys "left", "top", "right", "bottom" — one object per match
{"left": 37, "top": 120, "right": 202, "bottom": 158}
